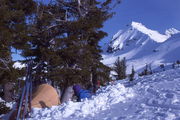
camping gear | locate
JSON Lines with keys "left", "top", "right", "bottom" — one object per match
{"left": 73, "top": 85, "right": 92, "bottom": 102}
{"left": 15, "top": 60, "right": 60, "bottom": 120}
{"left": 9, "top": 84, "right": 60, "bottom": 120}
{"left": 16, "top": 60, "right": 33, "bottom": 120}
{"left": 31, "top": 84, "right": 60, "bottom": 108}
{"left": 73, "top": 85, "right": 81, "bottom": 95}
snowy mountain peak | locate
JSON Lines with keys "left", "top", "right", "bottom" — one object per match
{"left": 107, "top": 21, "right": 170, "bottom": 53}
{"left": 165, "top": 28, "right": 180, "bottom": 36}
{"left": 104, "top": 21, "right": 180, "bottom": 74}
{"left": 131, "top": 21, "right": 145, "bottom": 29}
{"left": 131, "top": 21, "right": 168, "bottom": 43}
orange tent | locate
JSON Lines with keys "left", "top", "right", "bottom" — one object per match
{"left": 31, "top": 84, "right": 60, "bottom": 108}
{"left": 8, "top": 84, "right": 60, "bottom": 120}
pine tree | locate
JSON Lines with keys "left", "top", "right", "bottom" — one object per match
{"left": 113, "top": 57, "right": 126, "bottom": 80}
{"left": 129, "top": 66, "right": 135, "bottom": 81}
{"left": 172, "top": 62, "right": 175, "bottom": 69}
{"left": 176, "top": 60, "right": 180, "bottom": 67}
{"left": 0, "top": 0, "right": 36, "bottom": 102}
{"left": 139, "top": 64, "right": 153, "bottom": 76}
{"left": 22, "top": 0, "right": 116, "bottom": 93}
{"left": 0, "top": 2, "right": 36, "bottom": 114}
{"left": 160, "top": 64, "right": 165, "bottom": 71}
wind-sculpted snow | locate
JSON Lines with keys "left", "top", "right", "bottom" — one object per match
{"left": 26, "top": 68, "right": 180, "bottom": 120}
{"left": 27, "top": 83, "right": 134, "bottom": 120}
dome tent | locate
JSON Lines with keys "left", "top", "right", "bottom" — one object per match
{"left": 31, "top": 84, "right": 60, "bottom": 108}
{"left": 8, "top": 84, "right": 60, "bottom": 120}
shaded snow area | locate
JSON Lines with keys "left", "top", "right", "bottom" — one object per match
{"left": 0, "top": 97, "right": 15, "bottom": 109}
{"left": 0, "top": 98, "right": 15, "bottom": 118}
{"left": 27, "top": 68, "right": 180, "bottom": 120}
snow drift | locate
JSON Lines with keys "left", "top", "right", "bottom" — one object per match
{"left": 27, "top": 82, "right": 134, "bottom": 120}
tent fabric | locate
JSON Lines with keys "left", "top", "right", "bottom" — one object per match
{"left": 31, "top": 84, "right": 60, "bottom": 108}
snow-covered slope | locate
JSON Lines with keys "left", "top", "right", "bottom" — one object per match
{"left": 20, "top": 68, "right": 180, "bottom": 120}
{"left": 103, "top": 22, "right": 180, "bottom": 73}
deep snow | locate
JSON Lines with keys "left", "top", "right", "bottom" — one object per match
{"left": 24, "top": 68, "right": 180, "bottom": 120}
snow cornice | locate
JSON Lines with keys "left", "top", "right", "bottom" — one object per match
{"left": 131, "top": 21, "right": 169, "bottom": 43}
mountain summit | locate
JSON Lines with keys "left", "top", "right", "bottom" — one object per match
{"left": 107, "top": 22, "right": 170, "bottom": 53}
{"left": 131, "top": 22, "right": 169, "bottom": 42}
{"left": 103, "top": 22, "right": 180, "bottom": 73}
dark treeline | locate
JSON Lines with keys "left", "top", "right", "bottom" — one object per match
{"left": 0, "top": 0, "right": 121, "bottom": 105}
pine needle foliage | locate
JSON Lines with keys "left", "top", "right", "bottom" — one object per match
{"left": 113, "top": 57, "right": 126, "bottom": 80}
{"left": 0, "top": 0, "right": 36, "bottom": 85}
{"left": 22, "top": 0, "right": 120, "bottom": 91}
{"left": 129, "top": 66, "right": 135, "bottom": 81}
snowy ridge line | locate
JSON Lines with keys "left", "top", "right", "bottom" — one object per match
{"left": 103, "top": 21, "right": 180, "bottom": 73}
{"left": 165, "top": 28, "right": 180, "bottom": 36}
{"left": 131, "top": 22, "right": 169, "bottom": 42}
{"left": 27, "top": 83, "right": 134, "bottom": 120}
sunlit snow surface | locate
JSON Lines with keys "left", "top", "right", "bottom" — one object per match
{"left": 27, "top": 68, "right": 180, "bottom": 120}
{"left": 102, "top": 22, "right": 180, "bottom": 73}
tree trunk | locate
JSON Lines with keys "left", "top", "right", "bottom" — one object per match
{"left": 92, "top": 68, "right": 97, "bottom": 93}
{"left": 3, "top": 82, "right": 14, "bottom": 102}
{"left": 61, "top": 86, "right": 74, "bottom": 103}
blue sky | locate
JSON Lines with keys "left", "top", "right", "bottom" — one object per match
{"left": 12, "top": 0, "right": 180, "bottom": 60}
{"left": 40, "top": 0, "right": 180, "bottom": 43}
{"left": 101, "top": 0, "right": 180, "bottom": 44}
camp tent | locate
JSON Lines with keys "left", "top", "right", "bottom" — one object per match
{"left": 31, "top": 84, "right": 60, "bottom": 108}
{"left": 8, "top": 84, "right": 60, "bottom": 120}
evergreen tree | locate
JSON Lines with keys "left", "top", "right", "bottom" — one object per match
{"left": 160, "top": 64, "right": 165, "bottom": 71}
{"left": 139, "top": 64, "right": 153, "bottom": 76}
{"left": 148, "top": 64, "right": 153, "bottom": 74}
{"left": 172, "top": 62, "right": 176, "bottom": 69}
{"left": 0, "top": 3, "right": 35, "bottom": 118}
{"left": 22, "top": 0, "right": 116, "bottom": 93}
{"left": 129, "top": 66, "right": 135, "bottom": 81}
{"left": 0, "top": 0, "right": 36, "bottom": 101}
{"left": 113, "top": 57, "right": 126, "bottom": 80}
{"left": 144, "top": 64, "right": 148, "bottom": 75}
{"left": 176, "top": 60, "right": 180, "bottom": 67}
